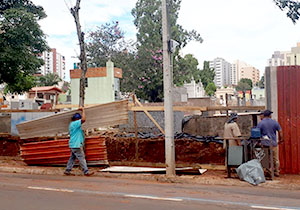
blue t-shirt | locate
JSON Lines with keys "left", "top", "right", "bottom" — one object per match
{"left": 257, "top": 118, "right": 281, "bottom": 147}
{"left": 69, "top": 120, "right": 84, "bottom": 148}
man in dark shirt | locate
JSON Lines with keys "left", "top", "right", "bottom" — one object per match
{"left": 257, "top": 110, "right": 283, "bottom": 177}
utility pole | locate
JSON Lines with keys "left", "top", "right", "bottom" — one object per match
{"left": 162, "top": 0, "right": 175, "bottom": 176}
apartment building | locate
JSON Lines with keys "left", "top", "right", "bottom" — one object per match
{"left": 240, "top": 66, "right": 260, "bottom": 85}
{"left": 209, "top": 58, "right": 231, "bottom": 88}
{"left": 230, "top": 60, "right": 249, "bottom": 85}
{"left": 39, "top": 48, "right": 66, "bottom": 80}
{"left": 268, "top": 51, "right": 288, "bottom": 67}
{"left": 268, "top": 43, "right": 300, "bottom": 67}
{"left": 286, "top": 43, "right": 300, "bottom": 65}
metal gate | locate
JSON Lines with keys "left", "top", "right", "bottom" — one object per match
{"left": 277, "top": 66, "right": 300, "bottom": 174}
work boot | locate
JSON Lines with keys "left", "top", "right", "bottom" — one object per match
{"left": 64, "top": 171, "right": 71, "bottom": 176}
{"left": 84, "top": 172, "right": 94, "bottom": 176}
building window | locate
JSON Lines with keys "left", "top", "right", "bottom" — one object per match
{"left": 85, "top": 78, "right": 88, "bottom": 87}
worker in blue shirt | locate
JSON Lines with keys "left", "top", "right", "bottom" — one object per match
{"left": 64, "top": 107, "right": 94, "bottom": 176}
{"left": 257, "top": 110, "right": 283, "bottom": 177}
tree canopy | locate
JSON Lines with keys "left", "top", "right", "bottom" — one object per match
{"left": 257, "top": 76, "right": 264, "bottom": 89}
{"left": 274, "top": 0, "right": 300, "bottom": 23}
{"left": 87, "top": 0, "right": 203, "bottom": 102}
{"left": 130, "top": 0, "right": 203, "bottom": 101}
{"left": 36, "top": 73, "right": 62, "bottom": 87}
{"left": 236, "top": 78, "right": 253, "bottom": 92}
{"left": 0, "top": 0, "right": 48, "bottom": 93}
{"left": 199, "top": 61, "right": 215, "bottom": 89}
{"left": 205, "top": 82, "right": 216, "bottom": 96}
{"left": 198, "top": 61, "right": 216, "bottom": 96}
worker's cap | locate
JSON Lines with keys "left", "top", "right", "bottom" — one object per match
{"left": 263, "top": 110, "right": 273, "bottom": 117}
{"left": 229, "top": 112, "right": 238, "bottom": 120}
{"left": 72, "top": 113, "right": 82, "bottom": 121}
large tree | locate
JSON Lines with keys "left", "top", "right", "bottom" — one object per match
{"left": 199, "top": 61, "right": 215, "bottom": 90}
{"left": 131, "top": 0, "right": 203, "bottom": 102}
{"left": 87, "top": 21, "right": 138, "bottom": 98}
{"left": 0, "top": 0, "right": 48, "bottom": 93}
{"left": 236, "top": 78, "right": 253, "bottom": 92}
{"left": 87, "top": 21, "right": 134, "bottom": 67}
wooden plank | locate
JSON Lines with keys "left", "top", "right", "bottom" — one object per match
{"left": 17, "top": 100, "right": 129, "bottom": 139}
{"left": 134, "top": 97, "right": 165, "bottom": 135}
{"left": 129, "top": 106, "right": 265, "bottom": 112}
{"left": 0, "top": 109, "right": 59, "bottom": 113}
{"left": 55, "top": 104, "right": 101, "bottom": 109}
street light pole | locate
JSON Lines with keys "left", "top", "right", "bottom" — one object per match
{"left": 162, "top": 0, "right": 175, "bottom": 176}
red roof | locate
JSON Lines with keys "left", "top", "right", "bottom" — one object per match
{"left": 29, "top": 86, "right": 63, "bottom": 93}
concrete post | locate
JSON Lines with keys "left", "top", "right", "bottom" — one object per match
{"left": 162, "top": 0, "right": 175, "bottom": 176}
{"left": 265, "top": 66, "right": 278, "bottom": 120}
{"left": 106, "top": 60, "right": 115, "bottom": 102}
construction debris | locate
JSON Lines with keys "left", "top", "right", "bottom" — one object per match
{"left": 16, "top": 100, "right": 128, "bottom": 139}
{"left": 100, "top": 166, "right": 204, "bottom": 174}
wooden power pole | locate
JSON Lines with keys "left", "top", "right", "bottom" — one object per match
{"left": 70, "top": 0, "right": 88, "bottom": 107}
{"left": 162, "top": 0, "right": 175, "bottom": 176}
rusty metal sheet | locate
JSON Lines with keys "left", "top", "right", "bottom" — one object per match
{"left": 277, "top": 66, "right": 300, "bottom": 174}
{"left": 16, "top": 100, "right": 128, "bottom": 139}
{"left": 20, "top": 136, "right": 108, "bottom": 166}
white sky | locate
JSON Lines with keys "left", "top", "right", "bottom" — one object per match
{"left": 31, "top": 0, "right": 300, "bottom": 81}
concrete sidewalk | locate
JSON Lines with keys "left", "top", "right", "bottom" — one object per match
{"left": 0, "top": 156, "right": 300, "bottom": 190}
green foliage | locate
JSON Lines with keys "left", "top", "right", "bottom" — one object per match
{"left": 205, "top": 82, "right": 216, "bottom": 96}
{"left": 87, "top": 0, "right": 203, "bottom": 102}
{"left": 86, "top": 21, "right": 138, "bottom": 99}
{"left": 130, "top": 0, "right": 203, "bottom": 101}
{"left": 87, "top": 21, "right": 132, "bottom": 67}
{"left": 274, "top": 0, "right": 300, "bottom": 23}
{"left": 0, "top": 0, "right": 48, "bottom": 93}
{"left": 0, "top": 0, "right": 46, "bottom": 19}
{"left": 4, "top": 73, "right": 36, "bottom": 94}
{"left": 36, "top": 73, "right": 62, "bottom": 87}
{"left": 236, "top": 78, "right": 253, "bottom": 91}
{"left": 62, "top": 81, "right": 70, "bottom": 93}
{"left": 258, "top": 76, "right": 264, "bottom": 88}
{"left": 174, "top": 54, "right": 201, "bottom": 86}
{"left": 199, "top": 61, "right": 215, "bottom": 89}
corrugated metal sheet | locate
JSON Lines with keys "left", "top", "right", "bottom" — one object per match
{"left": 20, "top": 136, "right": 108, "bottom": 166}
{"left": 16, "top": 100, "right": 128, "bottom": 139}
{"left": 277, "top": 66, "right": 300, "bottom": 174}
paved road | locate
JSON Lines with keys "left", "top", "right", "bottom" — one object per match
{"left": 0, "top": 172, "right": 299, "bottom": 210}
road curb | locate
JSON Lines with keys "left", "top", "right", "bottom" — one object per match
{"left": 0, "top": 166, "right": 63, "bottom": 175}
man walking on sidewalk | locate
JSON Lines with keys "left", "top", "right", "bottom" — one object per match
{"left": 257, "top": 110, "right": 283, "bottom": 177}
{"left": 64, "top": 107, "right": 94, "bottom": 176}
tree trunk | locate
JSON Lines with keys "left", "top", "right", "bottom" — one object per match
{"left": 71, "top": 0, "right": 88, "bottom": 107}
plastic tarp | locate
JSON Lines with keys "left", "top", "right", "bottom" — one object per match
{"left": 236, "top": 159, "right": 266, "bottom": 185}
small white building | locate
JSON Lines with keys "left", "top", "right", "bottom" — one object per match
{"left": 184, "top": 80, "right": 205, "bottom": 98}
{"left": 215, "top": 87, "right": 235, "bottom": 106}
{"left": 252, "top": 87, "right": 265, "bottom": 100}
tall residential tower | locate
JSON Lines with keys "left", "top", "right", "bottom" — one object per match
{"left": 39, "top": 48, "right": 66, "bottom": 80}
